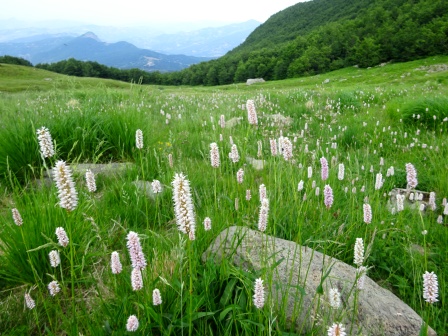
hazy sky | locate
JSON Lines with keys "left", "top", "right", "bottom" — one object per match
{"left": 2, "top": 0, "right": 306, "bottom": 26}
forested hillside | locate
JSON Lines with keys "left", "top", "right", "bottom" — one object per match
{"left": 172, "top": 0, "right": 448, "bottom": 85}
{"left": 233, "top": 0, "right": 373, "bottom": 53}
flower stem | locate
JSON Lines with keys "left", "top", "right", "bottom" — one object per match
{"left": 188, "top": 239, "right": 194, "bottom": 336}
{"left": 67, "top": 215, "right": 78, "bottom": 334}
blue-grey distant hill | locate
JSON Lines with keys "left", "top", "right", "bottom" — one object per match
{"left": 0, "top": 20, "right": 260, "bottom": 58}
{"left": 0, "top": 32, "right": 213, "bottom": 72}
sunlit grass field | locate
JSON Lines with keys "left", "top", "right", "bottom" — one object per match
{"left": 0, "top": 56, "right": 447, "bottom": 335}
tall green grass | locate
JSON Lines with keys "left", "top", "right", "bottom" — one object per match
{"left": 0, "top": 58, "right": 447, "bottom": 335}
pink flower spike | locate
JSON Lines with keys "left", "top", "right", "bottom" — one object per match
{"left": 405, "top": 163, "right": 418, "bottom": 189}
{"left": 11, "top": 208, "right": 23, "bottom": 226}
{"left": 246, "top": 99, "right": 258, "bottom": 125}
{"left": 53, "top": 160, "right": 78, "bottom": 211}
{"left": 126, "top": 231, "right": 147, "bottom": 270}
{"left": 257, "top": 198, "right": 269, "bottom": 232}
{"left": 203, "top": 217, "right": 212, "bottom": 231}
{"left": 327, "top": 323, "right": 346, "bottom": 336}
{"left": 172, "top": 173, "right": 196, "bottom": 240}
{"left": 320, "top": 157, "right": 329, "bottom": 181}
{"left": 323, "top": 184, "right": 333, "bottom": 209}
{"left": 153, "top": 288, "right": 162, "bottom": 306}
{"left": 363, "top": 203, "right": 372, "bottom": 224}
{"left": 126, "top": 315, "right": 139, "bottom": 332}
{"left": 253, "top": 278, "right": 265, "bottom": 309}
{"left": 423, "top": 271, "right": 438, "bottom": 304}
{"left": 24, "top": 293, "right": 36, "bottom": 309}
{"left": 210, "top": 142, "right": 220, "bottom": 168}
{"left": 55, "top": 227, "right": 69, "bottom": 247}
{"left": 111, "top": 251, "right": 122, "bottom": 274}
{"left": 131, "top": 268, "right": 143, "bottom": 291}
{"left": 236, "top": 168, "right": 244, "bottom": 184}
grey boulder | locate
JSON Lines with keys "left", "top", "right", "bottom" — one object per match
{"left": 203, "top": 226, "right": 435, "bottom": 336}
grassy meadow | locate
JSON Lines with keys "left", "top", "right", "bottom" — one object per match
{"left": 0, "top": 56, "right": 447, "bottom": 335}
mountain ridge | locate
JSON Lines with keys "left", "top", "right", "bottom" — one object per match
{"left": 0, "top": 20, "right": 260, "bottom": 58}
{"left": 0, "top": 32, "right": 213, "bottom": 72}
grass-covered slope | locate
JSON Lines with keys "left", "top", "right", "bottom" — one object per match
{"left": 0, "top": 63, "right": 131, "bottom": 92}
{"left": 0, "top": 56, "right": 447, "bottom": 335}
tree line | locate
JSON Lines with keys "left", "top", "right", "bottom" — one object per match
{"left": 0, "top": 55, "right": 33, "bottom": 67}
{"left": 35, "top": 59, "right": 171, "bottom": 85}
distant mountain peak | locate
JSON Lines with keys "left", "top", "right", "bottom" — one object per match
{"left": 80, "top": 32, "right": 101, "bottom": 41}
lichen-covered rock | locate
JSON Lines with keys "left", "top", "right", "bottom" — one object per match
{"left": 203, "top": 226, "right": 435, "bottom": 336}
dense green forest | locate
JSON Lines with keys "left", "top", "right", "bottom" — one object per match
{"left": 4, "top": 0, "right": 448, "bottom": 86}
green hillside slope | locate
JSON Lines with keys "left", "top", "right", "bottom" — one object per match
{"left": 0, "top": 63, "right": 130, "bottom": 92}
{"left": 170, "top": 0, "right": 448, "bottom": 86}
